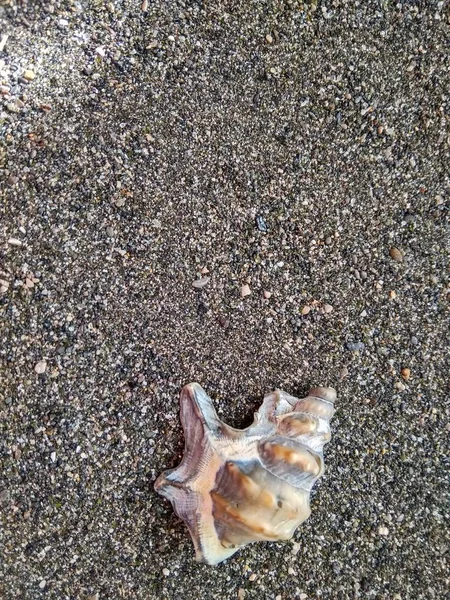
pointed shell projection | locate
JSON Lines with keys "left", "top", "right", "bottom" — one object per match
{"left": 155, "top": 383, "right": 336, "bottom": 565}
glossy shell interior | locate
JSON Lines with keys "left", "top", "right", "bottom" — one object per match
{"left": 155, "top": 383, "right": 336, "bottom": 565}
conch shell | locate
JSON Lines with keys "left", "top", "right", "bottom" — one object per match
{"left": 155, "top": 383, "right": 336, "bottom": 565}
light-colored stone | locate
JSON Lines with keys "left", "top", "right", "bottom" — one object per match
{"left": 23, "top": 69, "right": 36, "bottom": 81}
{"left": 241, "top": 284, "right": 251, "bottom": 298}
{"left": 35, "top": 360, "right": 47, "bottom": 374}
{"left": 192, "top": 277, "right": 210, "bottom": 289}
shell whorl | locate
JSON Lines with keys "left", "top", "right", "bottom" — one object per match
{"left": 155, "top": 383, "right": 336, "bottom": 565}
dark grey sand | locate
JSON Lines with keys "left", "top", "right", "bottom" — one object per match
{"left": 1, "top": 1, "right": 449, "bottom": 599}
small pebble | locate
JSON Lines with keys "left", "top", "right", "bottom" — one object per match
{"left": 263, "top": 290, "right": 272, "bottom": 299}
{"left": 266, "top": 33, "right": 273, "bottom": 44}
{"left": 378, "top": 526, "right": 389, "bottom": 536}
{"left": 0, "top": 33, "right": 8, "bottom": 52}
{"left": 394, "top": 381, "right": 406, "bottom": 391}
{"left": 301, "top": 305, "right": 311, "bottom": 315}
{"left": 389, "top": 247, "right": 403, "bottom": 263}
{"left": 248, "top": 573, "right": 257, "bottom": 582}
{"left": 218, "top": 316, "right": 229, "bottom": 329}
{"left": 141, "top": 0, "right": 149, "bottom": 11}
{"left": 6, "top": 103, "right": 20, "bottom": 113}
{"left": 401, "top": 368, "right": 411, "bottom": 380}
{"left": 323, "top": 303, "right": 333, "bottom": 314}
{"left": 35, "top": 360, "right": 47, "bottom": 374}
{"left": 23, "top": 69, "right": 35, "bottom": 81}
{"left": 39, "top": 581, "right": 46, "bottom": 590}
{"left": 255, "top": 214, "right": 268, "bottom": 232}
{"left": 0, "top": 279, "right": 10, "bottom": 293}
{"left": 346, "top": 341, "right": 365, "bottom": 352}
{"left": 192, "top": 277, "right": 210, "bottom": 289}
{"left": 339, "top": 366, "right": 349, "bottom": 380}
{"left": 162, "top": 568, "right": 170, "bottom": 576}
{"left": 389, "top": 290, "right": 397, "bottom": 299}
{"left": 7, "top": 238, "right": 22, "bottom": 246}
{"left": 238, "top": 589, "right": 246, "bottom": 600}
{"left": 241, "top": 284, "right": 251, "bottom": 298}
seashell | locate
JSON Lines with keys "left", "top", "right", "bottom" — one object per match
{"left": 155, "top": 383, "right": 336, "bottom": 565}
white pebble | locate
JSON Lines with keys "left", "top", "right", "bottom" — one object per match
{"left": 241, "top": 284, "right": 251, "bottom": 298}
{"left": 35, "top": 360, "right": 47, "bottom": 374}
{"left": 162, "top": 568, "right": 170, "bottom": 576}
{"left": 378, "top": 525, "right": 389, "bottom": 536}
{"left": 0, "top": 34, "right": 8, "bottom": 52}
{"left": 39, "top": 580, "right": 46, "bottom": 589}
{"left": 7, "top": 238, "right": 22, "bottom": 246}
{"left": 192, "top": 277, "right": 210, "bottom": 289}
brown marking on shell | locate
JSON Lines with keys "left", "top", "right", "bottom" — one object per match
{"left": 278, "top": 412, "right": 318, "bottom": 433}
{"left": 261, "top": 440, "right": 321, "bottom": 475}
{"left": 155, "top": 383, "right": 336, "bottom": 565}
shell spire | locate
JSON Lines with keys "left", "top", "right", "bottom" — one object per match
{"left": 155, "top": 383, "right": 336, "bottom": 565}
